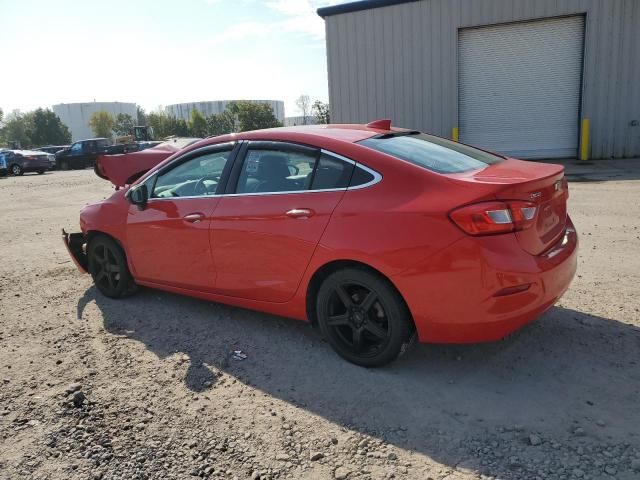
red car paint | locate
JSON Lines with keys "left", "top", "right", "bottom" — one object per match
{"left": 68, "top": 124, "right": 578, "bottom": 344}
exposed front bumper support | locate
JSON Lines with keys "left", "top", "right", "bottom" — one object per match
{"left": 62, "top": 229, "right": 88, "bottom": 273}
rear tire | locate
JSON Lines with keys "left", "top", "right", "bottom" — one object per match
{"left": 316, "top": 268, "right": 414, "bottom": 367}
{"left": 87, "top": 235, "right": 137, "bottom": 298}
{"left": 10, "top": 164, "right": 23, "bottom": 176}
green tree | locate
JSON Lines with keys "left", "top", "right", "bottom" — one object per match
{"left": 113, "top": 113, "right": 135, "bottom": 136}
{"left": 27, "top": 108, "right": 71, "bottom": 146}
{"left": 228, "top": 101, "right": 281, "bottom": 132}
{"left": 89, "top": 111, "right": 114, "bottom": 138}
{"left": 165, "top": 116, "right": 190, "bottom": 137}
{"left": 0, "top": 107, "right": 3, "bottom": 125}
{"left": 146, "top": 111, "right": 167, "bottom": 138}
{"left": 1, "top": 111, "right": 31, "bottom": 148}
{"left": 295, "top": 94, "right": 312, "bottom": 125}
{"left": 206, "top": 111, "right": 236, "bottom": 136}
{"left": 312, "top": 101, "right": 330, "bottom": 124}
{"left": 189, "top": 109, "right": 208, "bottom": 137}
{"left": 136, "top": 106, "right": 146, "bottom": 126}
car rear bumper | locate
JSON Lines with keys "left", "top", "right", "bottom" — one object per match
{"left": 62, "top": 229, "right": 88, "bottom": 273}
{"left": 394, "top": 217, "right": 578, "bottom": 343}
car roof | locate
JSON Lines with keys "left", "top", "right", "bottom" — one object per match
{"left": 12, "top": 149, "right": 48, "bottom": 155}
{"left": 197, "top": 123, "right": 410, "bottom": 149}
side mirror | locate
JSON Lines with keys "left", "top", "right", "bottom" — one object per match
{"left": 128, "top": 184, "right": 148, "bottom": 210}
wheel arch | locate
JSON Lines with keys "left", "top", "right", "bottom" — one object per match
{"left": 86, "top": 230, "right": 131, "bottom": 266}
{"left": 305, "top": 259, "right": 414, "bottom": 329}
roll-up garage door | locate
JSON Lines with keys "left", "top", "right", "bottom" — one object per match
{"left": 458, "top": 16, "right": 584, "bottom": 159}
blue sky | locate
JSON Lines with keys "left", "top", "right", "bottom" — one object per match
{"left": 0, "top": 0, "right": 343, "bottom": 117}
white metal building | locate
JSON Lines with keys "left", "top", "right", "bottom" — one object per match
{"left": 165, "top": 100, "right": 285, "bottom": 123}
{"left": 318, "top": 0, "right": 640, "bottom": 159}
{"left": 52, "top": 102, "right": 137, "bottom": 142}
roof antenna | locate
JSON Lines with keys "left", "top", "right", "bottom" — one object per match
{"left": 366, "top": 119, "right": 392, "bottom": 130}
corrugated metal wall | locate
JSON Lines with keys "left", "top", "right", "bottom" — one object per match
{"left": 324, "top": 0, "right": 640, "bottom": 159}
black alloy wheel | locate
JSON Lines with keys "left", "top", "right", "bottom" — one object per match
{"left": 317, "top": 268, "right": 413, "bottom": 367}
{"left": 88, "top": 235, "right": 137, "bottom": 298}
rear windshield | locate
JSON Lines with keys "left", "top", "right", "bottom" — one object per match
{"left": 359, "top": 132, "right": 503, "bottom": 174}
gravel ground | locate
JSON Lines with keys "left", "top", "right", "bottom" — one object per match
{"left": 0, "top": 167, "right": 639, "bottom": 480}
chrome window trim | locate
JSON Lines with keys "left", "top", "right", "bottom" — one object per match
{"left": 143, "top": 147, "right": 382, "bottom": 201}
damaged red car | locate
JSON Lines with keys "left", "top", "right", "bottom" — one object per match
{"left": 64, "top": 121, "right": 578, "bottom": 366}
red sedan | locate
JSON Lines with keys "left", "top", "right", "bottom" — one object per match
{"left": 63, "top": 120, "right": 578, "bottom": 366}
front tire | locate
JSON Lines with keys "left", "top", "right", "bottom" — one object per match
{"left": 11, "top": 164, "right": 23, "bottom": 176}
{"left": 87, "top": 235, "right": 137, "bottom": 298}
{"left": 37, "top": 169, "right": 45, "bottom": 175}
{"left": 316, "top": 268, "right": 414, "bottom": 367}
{"left": 60, "top": 160, "right": 69, "bottom": 170}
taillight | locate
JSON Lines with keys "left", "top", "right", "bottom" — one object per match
{"left": 449, "top": 201, "right": 537, "bottom": 236}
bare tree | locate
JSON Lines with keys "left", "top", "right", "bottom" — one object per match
{"left": 295, "top": 95, "right": 312, "bottom": 125}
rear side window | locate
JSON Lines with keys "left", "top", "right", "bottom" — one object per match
{"left": 359, "top": 132, "right": 503, "bottom": 174}
{"left": 349, "top": 166, "right": 375, "bottom": 187}
{"left": 310, "top": 154, "right": 354, "bottom": 190}
{"left": 236, "top": 148, "right": 318, "bottom": 194}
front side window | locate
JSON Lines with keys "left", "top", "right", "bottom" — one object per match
{"left": 359, "top": 132, "right": 503, "bottom": 174}
{"left": 152, "top": 149, "right": 232, "bottom": 198}
{"left": 236, "top": 148, "right": 318, "bottom": 194}
{"left": 70, "top": 143, "right": 82, "bottom": 153}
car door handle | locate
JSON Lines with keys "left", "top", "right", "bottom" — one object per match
{"left": 183, "top": 213, "right": 204, "bottom": 223}
{"left": 286, "top": 208, "right": 314, "bottom": 219}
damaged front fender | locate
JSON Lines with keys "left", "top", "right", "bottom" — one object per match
{"left": 62, "top": 229, "right": 88, "bottom": 273}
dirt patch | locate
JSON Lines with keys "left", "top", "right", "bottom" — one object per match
{"left": 1, "top": 169, "right": 639, "bottom": 480}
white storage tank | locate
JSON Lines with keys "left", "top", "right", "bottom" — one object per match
{"left": 165, "top": 100, "right": 285, "bottom": 123}
{"left": 52, "top": 102, "right": 138, "bottom": 141}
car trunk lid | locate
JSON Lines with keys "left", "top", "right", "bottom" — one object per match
{"left": 454, "top": 158, "right": 568, "bottom": 255}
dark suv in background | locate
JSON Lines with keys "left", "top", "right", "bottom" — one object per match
{"left": 55, "top": 138, "right": 111, "bottom": 170}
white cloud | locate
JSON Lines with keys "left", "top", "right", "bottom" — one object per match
{"left": 267, "top": 0, "right": 343, "bottom": 39}
{"left": 206, "top": 0, "right": 343, "bottom": 45}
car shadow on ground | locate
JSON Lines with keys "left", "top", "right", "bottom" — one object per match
{"left": 78, "top": 286, "right": 640, "bottom": 472}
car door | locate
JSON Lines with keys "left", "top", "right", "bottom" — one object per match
{"left": 125, "top": 143, "right": 237, "bottom": 291}
{"left": 210, "top": 142, "right": 355, "bottom": 302}
{"left": 67, "top": 142, "right": 82, "bottom": 167}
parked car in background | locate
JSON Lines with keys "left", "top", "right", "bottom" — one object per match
{"left": 35, "top": 145, "right": 68, "bottom": 155}
{"left": 55, "top": 138, "right": 111, "bottom": 170}
{"left": 4, "top": 150, "right": 51, "bottom": 175}
{"left": 0, "top": 150, "right": 8, "bottom": 176}
{"left": 63, "top": 120, "right": 578, "bottom": 367}
{"left": 94, "top": 137, "right": 202, "bottom": 188}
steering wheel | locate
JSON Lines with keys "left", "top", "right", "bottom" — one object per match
{"left": 193, "top": 175, "right": 219, "bottom": 195}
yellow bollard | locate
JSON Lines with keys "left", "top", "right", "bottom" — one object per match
{"left": 452, "top": 127, "right": 459, "bottom": 142}
{"left": 580, "top": 118, "right": 590, "bottom": 161}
